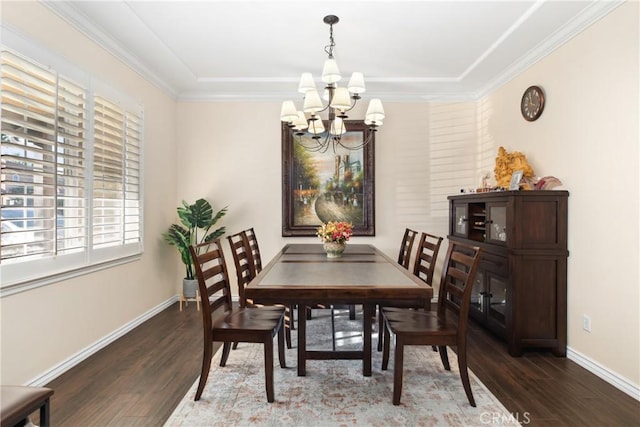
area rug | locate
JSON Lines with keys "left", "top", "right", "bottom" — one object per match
{"left": 165, "top": 309, "right": 519, "bottom": 426}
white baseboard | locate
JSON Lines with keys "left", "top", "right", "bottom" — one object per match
{"left": 27, "top": 296, "right": 179, "bottom": 386}
{"left": 567, "top": 346, "right": 640, "bottom": 401}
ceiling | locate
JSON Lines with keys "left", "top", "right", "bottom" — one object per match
{"left": 43, "top": 1, "right": 622, "bottom": 102}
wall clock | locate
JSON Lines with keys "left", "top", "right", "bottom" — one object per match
{"left": 521, "top": 85, "right": 545, "bottom": 121}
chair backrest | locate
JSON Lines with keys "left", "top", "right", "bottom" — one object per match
{"left": 412, "top": 232, "right": 443, "bottom": 285}
{"left": 226, "top": 230, "right": 255, "bottom": 307}
{"left": 244, "top": 227, "right": 262, "bottom": 274}
{"left": 189, "top": 239, "right": 233, "bottom": 333}
{"left": 436, "top": 241, "right": 482, "bottom": 334}
{"left": 397, "top": 228, "right": 418, "bottom": 269}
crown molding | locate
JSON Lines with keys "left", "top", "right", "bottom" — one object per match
{"left": 42, "top": 1, "right": 178, "bottom": 99}
{"left": 41, "top": 0, "right": 625, "bottom": 103}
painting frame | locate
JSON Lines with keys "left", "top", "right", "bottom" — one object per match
{"left": 281, "top": 120, "right": 375, "bottom": 237}
{"left": 509, "top": 169, "right": 524, "bottom": 190}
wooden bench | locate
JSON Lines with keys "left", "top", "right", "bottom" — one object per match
{"left": 1, "top": 386, "right": 54, "bottom": 427}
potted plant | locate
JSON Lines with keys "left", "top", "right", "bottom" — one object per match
{"left": 163, "top": 198, "right": 228, "bottom": 298}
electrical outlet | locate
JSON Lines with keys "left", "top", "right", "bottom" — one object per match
{"left": 583, "top": 314, "right": 592, "bottom": 332}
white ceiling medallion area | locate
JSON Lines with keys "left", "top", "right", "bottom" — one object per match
{"left": 43, "top": 1, "right": 622, "bottom": 102}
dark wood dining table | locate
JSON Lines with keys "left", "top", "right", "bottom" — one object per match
{"left": 244, "top": 243, "right": 433, "bottom": 376}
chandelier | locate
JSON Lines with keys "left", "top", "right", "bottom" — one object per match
{"left": 280, "top": 15, "right": 384, "bottom": 152}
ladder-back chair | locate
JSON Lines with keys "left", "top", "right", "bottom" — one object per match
{"left": 189, "top": 239, "right": 286, "bottom": 403}
{"left": 381, "top": 240, "right": 482, "bottom": 406}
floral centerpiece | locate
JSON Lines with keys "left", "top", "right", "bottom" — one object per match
{"left": 317, "top": 221, "right": 353, "bottom": 258}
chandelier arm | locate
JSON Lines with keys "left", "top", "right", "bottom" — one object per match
{"left": 294, "top": 131, "right": 333, "bottom": 153}
{"left": 334, "top": 127, "right": 377, "bottom": 150}
{"left": 337, "top": 97, "right": 358, "bottom": 116}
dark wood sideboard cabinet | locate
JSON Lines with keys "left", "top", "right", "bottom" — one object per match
{"left": 447, "top": 191, "right": 569, "bottom": 356}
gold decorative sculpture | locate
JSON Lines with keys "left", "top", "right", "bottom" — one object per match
{"left": 494, "top": 146, "right": 535, "bottom": 189}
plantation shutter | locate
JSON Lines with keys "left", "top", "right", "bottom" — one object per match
{"left": 0, "top": 49, "right": 87, "bottom": 262}
{"left": 92, "top": 95, "right": 141, "bottom": 249}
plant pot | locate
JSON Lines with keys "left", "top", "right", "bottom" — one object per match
{"left": 182, "top": 278, "right": 198, "bottom": 298}
{"left": 323, "top": 241, "right": 346, "bottom": 258}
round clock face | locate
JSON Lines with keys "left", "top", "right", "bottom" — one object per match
{"left": 521, "top": 86, "right": 545, "bottom": 121}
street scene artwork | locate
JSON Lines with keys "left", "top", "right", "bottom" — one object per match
{"left": 293, "top": 142, "right": 364, "bottom": 226}
{"left": 282, "top": 121, "right": 375, "bottom": 236}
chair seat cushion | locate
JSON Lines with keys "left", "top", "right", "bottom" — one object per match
{"left": 1, "top": 386, "right": 54, "bottom": 427}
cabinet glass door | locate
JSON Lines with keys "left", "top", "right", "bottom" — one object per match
{"left": 487, "top": 203, "right": 507, "bottom": 243}
{"left": 470, "top": 270, "right": 484, "bottom": 314}
{"left": 453, "top": 204, "right": 467, "bottom": 237}
{"left": 487, "top": 274, "right": 507, "bottom": 325}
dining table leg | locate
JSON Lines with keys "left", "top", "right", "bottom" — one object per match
{"left": 363, "top": 303, "right": 374, "bottom": 376}
{"left": 297, "top": 304, "right": 307, "bottom": 376}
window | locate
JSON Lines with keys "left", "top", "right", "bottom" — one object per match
{"left": 1, "top": 45, "right": 143, "bottom": 291}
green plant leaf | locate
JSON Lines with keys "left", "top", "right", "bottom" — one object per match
{"left": 164, "top": 198, "right": 228, "bottom": 280}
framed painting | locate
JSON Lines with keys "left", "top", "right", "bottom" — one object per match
{"left": 282, "top": 120, "right": 375, "bottom": 237}
{"left": 509, "top": 169, "right": 524, "bottom": 190}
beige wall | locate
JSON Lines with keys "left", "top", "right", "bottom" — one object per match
{"left": 1, "top": 2, "right": 179, "bottom": 384}
{"left": 481, "top": 2, "right": 639, "bottom": 387}
{"left": 1, "top": 0, "right": 637, "bottom": 394}
{"left": 174, "top": 101, "right": 447, "bottom": 269}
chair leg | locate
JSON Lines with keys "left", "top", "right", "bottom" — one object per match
{"left": 195, "top": 340, "right": 214, "bottom": 401}
{"left": 392, "top": 337, "right": 405, "bottom": 406}
{"left": 457, "top": 343, "right": 476, "bottom": 407}
{"left": 277, "top": 324, "right": 287, "bottom": 368}
{"left": 285, "top": 315, "right": 292, "bottom": 350}
{"left": 289, "top": 305, "right": 296, "bottom": 330}
{"left": 438, "top": 345, "right": 451, "bottom": 371}
{"left": 377, "top": 308, "right": 384, "bottom": 351}
{"left": 381, "top": 320, "right": 391, "bottom": 370}
{"left": 264, "top": 338, "right": 275, "bottom": 402}
{"left": 331, "top": 306, "right": 336, "bottom": 351}
{"left": 219, "top": 342, "right": 232, "bottom": 367}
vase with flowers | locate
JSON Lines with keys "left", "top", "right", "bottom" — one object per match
{"left": 316, "top": 221, "right": 353, "bottom": 258}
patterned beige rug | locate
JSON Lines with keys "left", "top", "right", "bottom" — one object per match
{"left": 165, "top": 309, "right": 518, "bottom": 426}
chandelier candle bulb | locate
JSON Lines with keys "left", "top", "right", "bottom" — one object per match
{"left": 365, "top": 98, "right": 385, "bottom": 122}
{"left": 292, "top": 111, "right": 308, "bottom": 131}
{"left": 303, "top": 90, "right": 324, "bottom": 113}
{"left": 348, "top": 72, "right": 366, "bottom": 94}
{"left": 298, "top": 72, "right": 316, "bottom": 93}
{"left": 321, "top": 58, "right": 341, "bottom": 83}
{"left": 330, "top": 87, "right": 352, "bottom": 111}
{"left": 330, "top": 117, "right": 346, "bottom": 135}
{"left": 308, "top": 119, "right": 325, "bottom": 134}
{"left": 280, "top": 101, "right": 298, "bottom": 122}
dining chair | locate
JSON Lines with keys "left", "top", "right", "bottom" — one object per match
{"left": 244, "top": 227, "right": 262, "bottom": 274}
{"left": 244, "top": 227, "right": 298, "bottom": 329}
{"left": 377, "top": 232, "right": 443, "bottom": 351}
{"left": 189, "top": 239, "right": 286, "bottom": 403}
{"left": 381, "top": 240, "right": 482, "bottom": 406}
{"left": 227, "top": 230, "right": 292, "bottom": 349}
{"left": 397, "top": 228, "right": 419, "bottom": 268}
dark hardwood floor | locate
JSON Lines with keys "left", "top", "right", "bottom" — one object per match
{"left": 33, "top": 303, "right": 639, "bottom": 426}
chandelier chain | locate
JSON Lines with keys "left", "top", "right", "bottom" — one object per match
{"left": 325, "top": 23, "right": 335, "bottom": 58}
